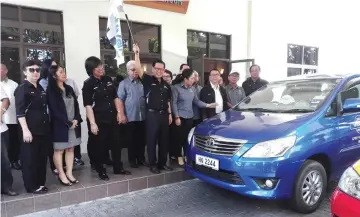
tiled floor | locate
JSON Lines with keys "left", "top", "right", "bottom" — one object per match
{"left": 0, "top": 155, "right": 190, "bottom": 217}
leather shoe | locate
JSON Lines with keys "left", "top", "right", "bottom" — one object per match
{"left": 98, "top": 173, "right": 109, "bottom": 181}
{"left": 158, "top": 165, "right": 173, "bottom": 171}
{"left": 114, "top": 169, "right": 131, "bottom": 175}
{"left": 2, "top": 190, "right": 19, "bottom": 196}
{"left": 138, "top": 160, "right": 148, "bottom": 167}
{"left": 150, "top": 166, "right": 160, "bottom": 174}
{"left": 130, "top": 163, "right": 138, "bottom": 168}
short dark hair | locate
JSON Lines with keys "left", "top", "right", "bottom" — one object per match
{"left": 249, "top": 64, "right": 261, "bottom": 72}
{"left": 152, "top": 59, "right": 166, "bottom": 69}
{"left": 85, "top": 56, "right": 102, "bottom": 76}
{"left": 172, "top": 68, "right": 194, "bottom": 85}
{"left": 164, "top": 69, "right": 173, "bottom": 80}
{"left": 179, "top": 64, "right": 188, "bottom": 71}
{"left": 22, "top": 60, "right": 41, "bottom": 72}
{"left": 209, "top": 68, "right": 220, "bottom": 75}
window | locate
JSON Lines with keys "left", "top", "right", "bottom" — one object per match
{"left": 99, "top": 17, "right": 161, "bottom": 78}
{"left": 0, "top": 4, "right": 65, "bottom": 83}
{"left": 287, "top": 44, "right": 319, "bottom": 77}
{"left": 187, "top": 30, "right": 230, "bottom": 59}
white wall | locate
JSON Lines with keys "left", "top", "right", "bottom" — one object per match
{"left": 2, "top": 0, "right": 248, "bottom": 153}
{"left": 251, "top": 0, "right": 360, "bottom": 82}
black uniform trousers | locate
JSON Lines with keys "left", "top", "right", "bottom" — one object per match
{"left": 125, "top": 121, "right": 146, "bottom": 164}
{"left": 193, "top": 119, "right": 202, "bottom": 127}
{"left": 173, "top": 118, "right": 193, "bottom": 158}
{"left": 1, "top": 131, "right": 13, "bottom": 192}
{"left": 87, "top": 126, "right": 112, "bottom": 166}
{"left": 20, "top": 134, "right": 49, "bottom": 192}
{"left": 146, "top": 111, "right": 169, "bottom": 167}
{"left": 6, "top": 124, "right": 20, "bottom": 164}
{"left": 87, "top": 121, "right": 123, "bottom": 174}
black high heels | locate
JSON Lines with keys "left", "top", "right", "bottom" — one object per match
{"left": 58, "top": 177, "right": 72, "bottom": 186}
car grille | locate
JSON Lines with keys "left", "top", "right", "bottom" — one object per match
{"left": 194, "top": 135, "right": 246, "bottom": 156}
{"left": 191, "top": 161, "right": 244, "bottom": 185}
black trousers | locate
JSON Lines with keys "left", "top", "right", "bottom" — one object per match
{"left": 6, "top": 124, "right": 20, "bottom": 163}
{"left": 20, "top": 134, "right": 49, "bottom": 192}
{"left": 87, "top": 121, "right": 123, "bottom": 174}
{"left": 193, "top": 119, "right": 202, "bottom": 127}
{"left": 87, "top": 121, "right": 111, "bottom": 165}
{"left": 1, "top": 131, "right": 13, "bottom": 192}
{"left": 74, "top": 145, "right": 82, "bottom": 159}
{"left": 173, "top": 118, "right": 193, "bottom": 158}
{"left": 125, "top": 121, "right": 146, "bottom": 164}
{"left": 146, "top": 111, "right": 169, "bottom": 167}
{"left": 168, "top": 121, "right": 177, "bottom": 158}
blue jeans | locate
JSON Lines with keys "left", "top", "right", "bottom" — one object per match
{"left": 1, "top": 130, "right": 13, "bottom": 192}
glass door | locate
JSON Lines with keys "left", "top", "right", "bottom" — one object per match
{"left": 228, "top": 59, "right": 255, "bottom": 85}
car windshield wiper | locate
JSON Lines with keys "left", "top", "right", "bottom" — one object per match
{"left": 279, "top": 108, "right": 314, "bottom": 113}
{"left": 235, "top": 108, "right": 281, "bottom": 113}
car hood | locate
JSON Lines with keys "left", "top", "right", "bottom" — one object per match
{"left": 195, "top": 109, "right": 313, "bottom": 143}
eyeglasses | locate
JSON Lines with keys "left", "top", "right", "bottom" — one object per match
{"left": 153, "top": 67, "right": 164, "bottom": 71}
{"left": 28, "top": 68, "right": 40, "bottom": 73}
{"left": 129, "top": 68, "right": 136, "bottom": 72}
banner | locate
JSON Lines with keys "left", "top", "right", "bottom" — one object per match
{"left": 107, "top": 0, "right": 125, "bottom": 66}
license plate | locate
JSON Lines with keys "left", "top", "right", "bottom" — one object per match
{"left": 195, "top": 154, "right": 219, "bottom": 171}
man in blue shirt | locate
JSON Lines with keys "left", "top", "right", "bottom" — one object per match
{"left": 117, "top": 56, "right": 147, "bottom": 168}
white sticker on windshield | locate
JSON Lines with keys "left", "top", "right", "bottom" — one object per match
{"left": 313, "top": 95, "right": 326, "bottom": 100}
{"left": 279, "top": 95, "right": 295, "bottom": 105}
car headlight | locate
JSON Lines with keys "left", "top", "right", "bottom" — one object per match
{"left": 243, "top": 135, "right": 296, "bottom": 158}
{"left": 338, "top": 162, "right": 360, "bottom": 200}
{"left": 188, "top": 127, "right": 195, "bottom": 145}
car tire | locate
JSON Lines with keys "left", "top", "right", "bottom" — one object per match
{"left": 290, "top": 160, "right": 327, "bottom": 214}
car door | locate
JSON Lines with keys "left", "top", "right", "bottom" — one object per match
{"left": 335, "top": 78, "right": 360, "bottom": 175}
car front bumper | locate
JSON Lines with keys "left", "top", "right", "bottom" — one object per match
{"left": 185, "top": 147, "right": 303, "bottom": 200}
{"left": 331, "top": 187, "right": 360, "bottom": 217}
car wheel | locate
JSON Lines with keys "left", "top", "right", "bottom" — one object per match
{"left": 290, "top": 160, "right": 327, "bottom": 214}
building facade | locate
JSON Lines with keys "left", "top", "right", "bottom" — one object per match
{"left": 2, "top": 0, "right": 359, "bottom": 152}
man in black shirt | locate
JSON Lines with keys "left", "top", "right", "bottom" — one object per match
{"left": 242, "top": 64, "right": 268, "bottom": 96}
{"left": 135, "top": 45, "right": 173, "bottom": 174}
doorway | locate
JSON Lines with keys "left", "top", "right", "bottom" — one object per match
{"left": 188, "top": 57, "right": 255, "bottom": 86}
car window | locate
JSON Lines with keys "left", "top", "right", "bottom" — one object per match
{"left": 234, "top": 78, "right": 339, "bottom": 113}
{"left": 341, "top": 83, "right": 360, "bottom": 104}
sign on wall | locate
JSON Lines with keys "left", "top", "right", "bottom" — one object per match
{"left": 124, "top": 0, "right": 189, "bottom": 14}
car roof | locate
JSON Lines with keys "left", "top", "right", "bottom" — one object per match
{"left": 273, "top": 73, "right": 359, "bottom": 82}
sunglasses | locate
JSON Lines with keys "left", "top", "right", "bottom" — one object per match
{"left": 28, "top": 68, "right": 40, "bottom": 73}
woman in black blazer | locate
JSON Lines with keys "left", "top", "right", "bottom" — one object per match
{"left": 47, "top": 65, "right": 82, "bottom": 186}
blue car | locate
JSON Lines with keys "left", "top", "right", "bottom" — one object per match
{"left": 185, "top": 74, "right": 360, "bottom": 214}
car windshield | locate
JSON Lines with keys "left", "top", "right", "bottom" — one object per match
{"left": 234, "top": 78, "right": 340, "bottom": 113}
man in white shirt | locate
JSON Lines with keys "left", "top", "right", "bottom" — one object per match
{"left": 199, "top": 69, "right": 230, "bottom": 120}
{"left": 1, "top": 85, "right": 18, "bottom": 196}
{"left": 1, "top": 64, "right": 21, "bottom": 170}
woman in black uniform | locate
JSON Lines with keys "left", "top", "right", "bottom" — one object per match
{"left": 15, "top": 60, "right": 50, "bottom": 194}
{"left": 82, "top": 56, "right": 130, "bottom": 180}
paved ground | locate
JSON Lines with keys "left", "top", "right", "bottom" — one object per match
{"left": 18, "top": 179, "right": 331, "bottom": 217}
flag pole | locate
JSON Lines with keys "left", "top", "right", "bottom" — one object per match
{"left": 124, "top": 14, "right": 136, "bottom": 45}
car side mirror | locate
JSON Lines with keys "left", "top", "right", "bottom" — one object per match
{"left": 342, "top": 98, "right": 360, "bottom": 113}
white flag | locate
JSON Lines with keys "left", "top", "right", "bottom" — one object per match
{"left": 107, "top": 0, "right": 125, "bottom": 66}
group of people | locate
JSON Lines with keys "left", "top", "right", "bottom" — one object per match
{"left": 0, "top": 43, "right": 268, "bottom": 196}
